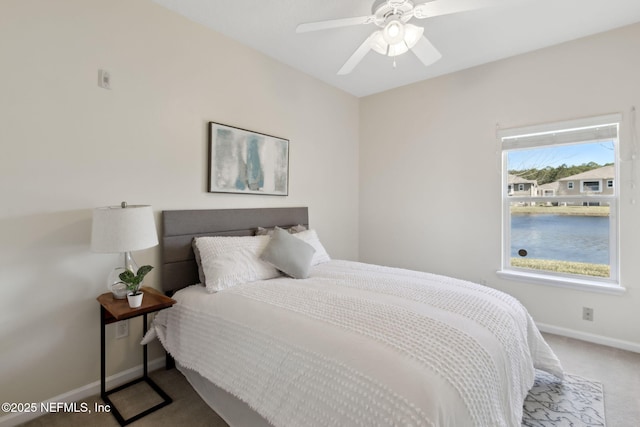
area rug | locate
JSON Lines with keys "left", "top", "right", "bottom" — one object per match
{"left": 522, "top": 370, "right": 605, "bottom": 427}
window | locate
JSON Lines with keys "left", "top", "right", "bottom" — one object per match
{"left": 499, "top": 114, "right": 622, "bottom": 293}
{"left": 582, "top": 180, "right": 601, "bottom": 192}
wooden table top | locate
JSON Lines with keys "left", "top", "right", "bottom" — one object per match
{"left": 97, "top": 286, "right": 176, "bottom": 323}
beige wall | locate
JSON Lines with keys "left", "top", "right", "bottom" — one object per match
{"left": 360, "top": 23, "right": 640, "bottom": 347}
{"left": 0, "top": 0, "right": 359, "bottom": 405}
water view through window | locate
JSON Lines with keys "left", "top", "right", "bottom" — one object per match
{"left": 505, "top": 139, "right": 616, "bottom": 280}
{"left": 510, "top": 211, "right": 610, "bottom": 277}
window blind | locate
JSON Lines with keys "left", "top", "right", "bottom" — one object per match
{"left": 499, "top": 113, "right": 621, "bottom": 150}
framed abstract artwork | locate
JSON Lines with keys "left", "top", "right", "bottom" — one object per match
{"left": 208, "top": 122, "right": 289, "bottom": 196}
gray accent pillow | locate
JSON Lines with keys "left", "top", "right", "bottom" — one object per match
{"left": 260, "top": 227, "right": 316, "bottom": 279}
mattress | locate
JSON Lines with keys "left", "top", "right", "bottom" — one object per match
{"left": 177, "top": 362, "right": 272, "bottom": 427}
{"left": 149, "top": 260, "right": 563, "bottom": 427}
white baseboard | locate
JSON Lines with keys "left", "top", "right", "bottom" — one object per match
{"left": 537, "top": 322, "right": 640, "bottom": 353}
{"left": 0, "top": 357, "right": 165, "bottom": 427}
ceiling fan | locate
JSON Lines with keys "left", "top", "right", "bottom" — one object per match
{"left": 296, "top": 0, "right": 500, "bottom": 75}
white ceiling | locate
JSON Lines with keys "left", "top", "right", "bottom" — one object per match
{"left": 151, "top": 0, "right": 640, "bottom": 98}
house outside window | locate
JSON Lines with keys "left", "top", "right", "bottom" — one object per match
{"left": 498, "top": 114, "right": 622, "bottom": 293}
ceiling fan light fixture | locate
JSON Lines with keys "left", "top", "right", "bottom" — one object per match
{"left": 372, "top": 35, "right": 409, "bottom": 57}
{"left": 388, "top": 42, "right": 410, "bottom": 57}
{"left": 382, "top": 19, "right": 405, "bottom": 45}
{"left": 403, "top": 23, "right": 424, "bottom": 48}
{"left": 371, "top": 32, "right": 390, "bottom": 55}
{"left": 372, "top": 21, "right": 424, "bottom": 57}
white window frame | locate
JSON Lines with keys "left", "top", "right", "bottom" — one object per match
{"left": 581, "top": 180, "right": 602, "bottom": 193}
{"left": 498, "top": 113, "right": 623, "bottom": 294}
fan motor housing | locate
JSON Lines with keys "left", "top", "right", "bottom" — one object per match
{"left": 372, "top": 0, "right": 414, "bottom": 22}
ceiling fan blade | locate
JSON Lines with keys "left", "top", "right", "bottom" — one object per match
{"left": 411, "top": 35, "right": 442, "bottom": 67}
{"left": 296, "top": 15, "right": 375, "bottom": 33}
{"left": 413, "top": 0, "right": 502, "bottom": 19}
{"left": 337, "top": 31, "right": 379, "bottom": 75}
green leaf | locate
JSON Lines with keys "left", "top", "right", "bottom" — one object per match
{"left": 126, "top": 283, "right": 139, "bottom": 292}
{"left": 137, "top": 265, "right": 153, "bottom": 279}
{"left": 118, "top": 265, "right": 153, "bottom": 291}
{"left": 119, "top": 270, "right": 136, "bottom": 283}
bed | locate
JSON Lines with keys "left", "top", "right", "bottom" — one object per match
{"left": 149, "top": 207, "right": 563, "bottom": 427}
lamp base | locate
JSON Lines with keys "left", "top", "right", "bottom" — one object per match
{"left": 106, "top": 252, "right": 139, "bottom": 299}
{"left": 108, "top": 267, "right": 130, "bottom": 299}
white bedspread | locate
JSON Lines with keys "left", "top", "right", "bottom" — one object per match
{"left": 150, "top": 260, "right": 563, "bottom": 427}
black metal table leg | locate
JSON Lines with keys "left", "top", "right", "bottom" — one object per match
{"left": 99, "top": 309, "right": 172, "bottom": 426}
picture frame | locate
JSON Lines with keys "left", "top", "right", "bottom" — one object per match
{"left": 208, "top": 122, "right": 289, "bottom": 196}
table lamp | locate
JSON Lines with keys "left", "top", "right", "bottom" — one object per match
{"left": 91, "top": 202, "right": 159, "bottom": 298}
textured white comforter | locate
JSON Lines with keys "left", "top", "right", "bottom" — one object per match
{"left": 150, "top": 260, "right": 563, "bottom": 427}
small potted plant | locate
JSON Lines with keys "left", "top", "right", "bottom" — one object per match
{"left": 118, "top": 265, "right": 153, "bottom": 308}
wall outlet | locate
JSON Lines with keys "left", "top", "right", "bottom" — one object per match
{"left": 582, "top": 307, "right": 594, "bottom": 321}
{"left": 115, "top": 320, "right": 128, "bottom": 339}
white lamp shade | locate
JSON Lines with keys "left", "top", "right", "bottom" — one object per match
{"left": 403, "top": 24, "right": 424, "bottom": 49}
{"left": 91, "top": 204, "right": 158, "bottom": 253}
{"left": 382, "top": 19, "right": 405, "bottom": 45}
{"left": 371, "top": 23, "right": 424, "bottom": 57}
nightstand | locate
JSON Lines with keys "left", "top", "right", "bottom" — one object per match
{"left": 97, "top": 286, "right": 176, "bottom": 426}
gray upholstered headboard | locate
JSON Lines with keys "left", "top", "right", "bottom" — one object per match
{"left": 161, "top": 207, "right": 309, "bottom": 294}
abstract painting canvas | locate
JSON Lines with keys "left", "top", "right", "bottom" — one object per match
{"left": 208, "top": 122, "right": 289, "bottom": 196}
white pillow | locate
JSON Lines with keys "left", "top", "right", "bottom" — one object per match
{"left": 193, "top": 236, "right": 281, "bottom": 292}
{"left": 192, "top": 239, "right": 206, "bottom": 284}
{"left": 292, "top": 229, "right": 331, "bottom": 265}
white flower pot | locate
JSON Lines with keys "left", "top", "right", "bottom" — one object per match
{"left": 127, "top": 292, "right": 143, "bottom": 308}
